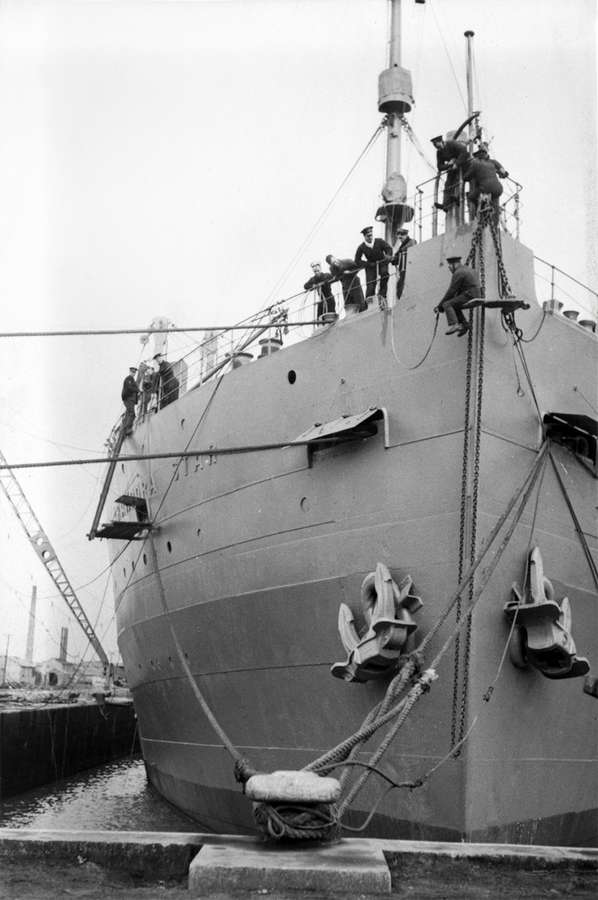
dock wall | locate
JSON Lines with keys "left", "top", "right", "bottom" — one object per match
{"left": 0, "top": 701, "right": 139, "bottom": 798}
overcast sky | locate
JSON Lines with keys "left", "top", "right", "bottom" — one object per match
{"left": 0, "top": 0, "right": 595, "bottom": 668}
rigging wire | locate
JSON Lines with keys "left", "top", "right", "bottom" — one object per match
{"left": 0, "top": 317, "right": 319, "bottom": 340}
{"left": 0, "top": 436, "right": 379, "bottom": 471}
{"left": 0, "top": 413, "right": 104, "bottom": 459}
{"left": 428, "top": 0, "right": 468, "bottom": 114}
{"left": 259, "top": 123, "right": 385, "bottom": 310}
{"left": 389, "top": 307, "right": 439, "bottom": 369}
{"left": 573, "top": 385, "right": 598, "bottom": 416}
{"left": 482, "top": 454, "right": 548, "bottom": 703}
{"left": 518, "top": 309, "right": 547, "bottom": 344}
{"left": 306, "top": 442, "right": 549, "bottom": 781}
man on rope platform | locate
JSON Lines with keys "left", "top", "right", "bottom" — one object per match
{"left": 435, "top": 256, "right": 481, "bottom": 336}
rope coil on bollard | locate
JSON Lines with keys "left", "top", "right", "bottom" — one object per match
{"left": 252, "top": 802, "right": 341, "bottom": 842}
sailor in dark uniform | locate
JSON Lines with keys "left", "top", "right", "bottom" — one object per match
{"left": 325, "top": 255, "right": 366, "bottom": 314}
{"left": 121, "top": 366, "right": 140, "bottom": 434}
{"left": 303, "top": 261, "right": 336, "bottom": 320}
{"left": 153, "top": 354, "right": 180, "bottom": 408}
{"left": 392, "top": 227, "right": 417, "bottom": 300}
{"left": 435, "top": 256, "right": 481, "bottom": 336}
{"left": 465, "top": 145, "right": 509, "bottom": 222}
{"left": 354, "top": 226, "right": 393, "bottom": 303}
{"left": 431, "top": 135, "right": 471, "bottom": 212}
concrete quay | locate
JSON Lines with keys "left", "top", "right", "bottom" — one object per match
{"left": 0, "top": 829, "right": 596, "bottom": 898}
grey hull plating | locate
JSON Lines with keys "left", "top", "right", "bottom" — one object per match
{"left": 109, "top": 231, "right": 598, "bottom": 845}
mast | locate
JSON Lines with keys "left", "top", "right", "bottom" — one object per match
{"left": 464, "top": 30, "right": 475, "bottom": 145}
{"left": 376, "top": 0, "right": 422, "bottom": 244}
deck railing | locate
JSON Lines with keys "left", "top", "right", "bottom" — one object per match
{"left": 534, "top": 257, "right": 598, "bottom": 325}
{"left": 104, "top": 208, "right": 596, "bottom": 451}
{"left": 410, "top": 172, "right": 522, "bottom": 243}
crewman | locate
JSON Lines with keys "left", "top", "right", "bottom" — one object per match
{"left": 138, "top": 361, "right": 158, "bottom": 415}
{"left": 431, "top": 134, "right": 471, "bottom": 212}
{"left": 434, "top": 256, "right": 481, "bottom": 336}
{"left": 325, "top": 255, "right": 366, "bottom": 314}
{"left": 303, "top": 261, "right": 336, "bottom": 321}
{"left": 121, "top": 366, "right": 140, "bottom": 434}
{"left": 354, "top": 226, "right": 393, "bottom": 305}
{"left": 392, "top": 227, "right": 417, "bottom": 300}
{"left": 153, "top": 353, "right": 180, "bottom": 408}
{"left": 466, "top": 145, "right": 509, "bottom": 222}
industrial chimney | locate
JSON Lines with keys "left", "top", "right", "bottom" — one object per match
{"left": 59, "top": 627, "right": 68, "bottom": 663}
{"left": 25, "top": 584, "right": 36, "bottom": 664}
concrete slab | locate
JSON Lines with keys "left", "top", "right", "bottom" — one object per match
{"left": 0, "top": 828, "right": 205, "bottom": 881}
{"left": 188, "top": 836, "right": 392, "bottom": 895}
{"left": 377, "top": 837, "right": 598, "bottom": 869}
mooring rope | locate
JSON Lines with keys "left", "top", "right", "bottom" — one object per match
{"left": 306, "top": 442, "right": 548, "bottom": 788}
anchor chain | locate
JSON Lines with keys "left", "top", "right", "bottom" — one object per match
{"left": 451, "top": 206, "right": 487, "bottom": 748}
{"left": 485, "top": 209, "right": 522, "bottom": 340}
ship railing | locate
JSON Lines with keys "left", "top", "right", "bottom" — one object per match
{"left": 412, "top": 173, "right": 522, "bottom": 242}
{"left": 149, "top": 283, "right": 349, "bottom": 401}
{"left": 107, "top": 284, "right": 353, "bottom": 440}
{"left": 533, "top": 256, "right": 598, "bottom": 326}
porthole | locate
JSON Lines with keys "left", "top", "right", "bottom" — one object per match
{"left": 196, "top": 528, "right": 201, "bottom": 538}
{"left": 287, "top": 370, "right": 297, "bottom": 384}
{"left": 167, "top": 540, "right": 172, "bottom": 553}
{"left": 180, "top": 418, "right": 185, "bottom": 429}
{"left": 131, "top": 559, "right": 135, "bottom": 571}
{"left": 123, "top": 567, "right": 126, "bottom": 578}
{"left": 300, "top": 496, "right": 310, "bottom": 512}
{"left": 143, "top": 553, "right": 147, "bottom": 565}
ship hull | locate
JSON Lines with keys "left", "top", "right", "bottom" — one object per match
{"left": 110, "top": 233, "right": 598, "bottom": 845}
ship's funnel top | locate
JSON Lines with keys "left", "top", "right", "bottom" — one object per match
{"left": 378, "top": 65, "right": 413, "bottom": 115}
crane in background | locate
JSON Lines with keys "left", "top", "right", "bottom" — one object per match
{"left": 0, "top": 448, "right": 111, "bottom": 674}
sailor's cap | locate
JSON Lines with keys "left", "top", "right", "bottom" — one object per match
{"left": 129, "top": 366, "right": 138, "bottom": 372}
{"left": 152, "top": 353, "right": 163, "bottom": 360}
{"left": 360, "top": 225, "right": 373, "bottom": 235}
{"left": 397, "top": 227, "right": 409, "bottom": 235}
{"left": 430, "top": 135, "right": 443, "bottom": 143}
{"left": 310, "top": 260, "right": 321, "bottom": 268}
{"left": 446, "top": 256, "right": 462, "bottom": 263}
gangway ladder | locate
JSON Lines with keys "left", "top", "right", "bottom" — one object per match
{"left": 87, "top": 420, "right": 153, "bottom": 541}
{"left": 0, "top": 448, "right": 110, "bottom": 671}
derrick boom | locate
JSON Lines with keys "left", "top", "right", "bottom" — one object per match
{"left": 0, "top": 448, "right": 109, "bottom": 670}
